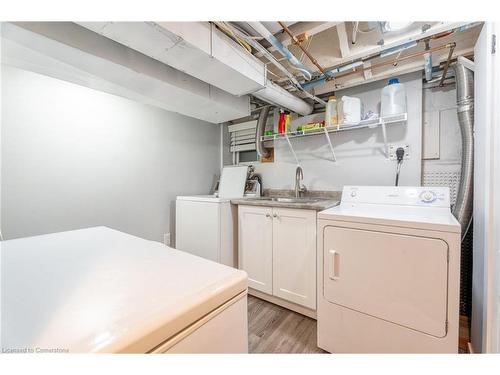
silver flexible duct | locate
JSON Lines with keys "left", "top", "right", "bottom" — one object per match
{"left": 255, "top": 106, "right": 272, "bottom": 159}
{"left": 452, "top": 63, "right": 474, "bottom": 237}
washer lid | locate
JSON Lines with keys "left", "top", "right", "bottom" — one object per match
{"left": 176, "top": 195, "right": 231, "bottom": 203}
{"left": 2, "top": 227, "right": 247, "bottom": 353}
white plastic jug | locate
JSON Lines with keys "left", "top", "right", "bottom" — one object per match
{"left": 338, "top": 96, "right": 361, "bottom": 125}
{"left": 381, "top": 78, "right": 407, "bottom": 117}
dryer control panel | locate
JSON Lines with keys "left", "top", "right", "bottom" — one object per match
{"left": 342, "top": 186, "right": 451, "bottom": 208}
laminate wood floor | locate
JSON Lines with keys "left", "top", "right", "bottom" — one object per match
{"left": 248, "top": 295, "right": 325, "bottom": 353}
{"left": 248, "top": 295, "right": 470, "bottom": 354}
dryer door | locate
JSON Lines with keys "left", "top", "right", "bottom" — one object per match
{"left": 323, "top": 226, "right": 449, "bottom": 337}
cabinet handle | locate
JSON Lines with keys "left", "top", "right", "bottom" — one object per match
{"left": 328, "top": 250, "right": 340, "bottom": 280}
{"left": 265, "top": 213, "right": 271, "bottom": 218}
{"left": 273, "top": 213, "right": 279, "bottom": 219}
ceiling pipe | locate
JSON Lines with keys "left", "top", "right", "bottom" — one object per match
{"left": 278, "top": 21, "right": 329, "bottom": 77}
{"left": 302, "top": 42, "right": 456, "bottom": 90}
{"left": 335, "top": 42, "right": 456, "bottom": 80}
{"left": 352, "top": 22, "right": 359, "bottom": 45}
{"left": 247, "top": 22, "right": 314, "bottom": 80}
{"left": 424, "top": 39, "right": 433, "bottom": 81}
{"left": 379, "top": 41, "right": 418, "bottom": 58}
{"left": 215, "top": 22, "right": 326, "bottom": 107}
{"left": 306, "top": 23, "right": 476, "bottom": 90}
{"left": 439, "top": 43, "right": 456, "bottom": 86}
{"left": 253, "top": 80, "right": 313, "bottom": 115}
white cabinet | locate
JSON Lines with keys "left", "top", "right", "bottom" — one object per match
{"left": 238, "top": 205, "right": 316, "bottom": 309}
{"left": 238, "top": 205, "right": 273, "bottom": 294}
{"left": 272, "top": 208, "right": 317, "bottom": 309}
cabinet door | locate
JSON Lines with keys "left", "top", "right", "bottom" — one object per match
{"left": 238, "top": 205, "right": 273, "bottom": 294}
{"left": 272, "top": 208, "right": 317, "bottom": 309}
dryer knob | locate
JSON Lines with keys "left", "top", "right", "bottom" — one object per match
{"left": 420, "top": 190, "right": 436, "bottom": 203}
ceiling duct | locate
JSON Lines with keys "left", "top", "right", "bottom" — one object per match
{"left": 253, "top": 80, "right": 313, "bottom": 115}
{"left": 79, "top": 22, "right": 313, "bottom": 116}
{"left": 2, "top": 22, "right": 250, "bottom": 123}
{"left": 79, "top": 22, "right": 267, "bottom": 97}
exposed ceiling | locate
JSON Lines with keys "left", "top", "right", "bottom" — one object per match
{"left": 2, "top": 21, "right": 483, "bottom": 123}
{"left": 229, "top": 21, "right": 482, "bottom": 97}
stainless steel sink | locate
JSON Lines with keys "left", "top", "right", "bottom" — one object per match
{"left": 260, "top": 197, "right": 324, "bottom": 204}
{"left": 232, "top": 195, "right": 339, "bottom": 210}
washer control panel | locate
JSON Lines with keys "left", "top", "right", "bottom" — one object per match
{"left": 342, "top": 186, "right": 450, "bottom": 208}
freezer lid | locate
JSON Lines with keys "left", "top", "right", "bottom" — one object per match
{"left": 1, "top": 227, "right": 247, "bottom": 353}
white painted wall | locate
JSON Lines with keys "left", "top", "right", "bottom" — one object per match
{"left": 1, "top": 65, "right": 220, "bottom": 241}
{"left": 245, "top": 72, "right": 423, "bottom": 190}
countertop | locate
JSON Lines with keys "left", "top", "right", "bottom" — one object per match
{"left": 231, "top": 189, "right": 341, "bottom": 211}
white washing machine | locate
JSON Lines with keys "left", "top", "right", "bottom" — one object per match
{"left": 317, "top": 186, "right": 461, "bottom": 353}
{"left": 176, "top": 195, "right": 237, "bottom": 267}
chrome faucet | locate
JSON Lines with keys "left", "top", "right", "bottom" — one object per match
{"left": 294, "top": 166, "right": 307, "bottom": 198}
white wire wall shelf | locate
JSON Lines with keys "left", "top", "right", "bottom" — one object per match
{"left": 261, "top": 113, "right": 407, "bottom": 165}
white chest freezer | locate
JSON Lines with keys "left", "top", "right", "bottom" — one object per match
{"left": 1, "top": 227, "right": 248, "bottom": 353}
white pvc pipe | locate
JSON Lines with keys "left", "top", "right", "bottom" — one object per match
{"left": 222, "top": 22, "right": 326, "bottom": 107}
{"left": 352, "top": 22, "right": 359, "bottom": 44}
{"left": 248, "top": 22, "right": 313, "bottom": 80}
{"left": 253, "top": 80, "right": 313, "bottom": 116}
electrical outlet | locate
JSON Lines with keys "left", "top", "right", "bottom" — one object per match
{"left": 163, "top": 233, "right": 171, "bottom": 246}
{"left": 389, "top": 144, "right": 410, "bottom": 160}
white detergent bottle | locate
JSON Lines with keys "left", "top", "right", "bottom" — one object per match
{"left": 325, "top": 96, "right": 338, "bottom": 128}
{"left": 381, "top": 77, "right": 407, "bottom": 117}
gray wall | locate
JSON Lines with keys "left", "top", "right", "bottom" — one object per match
{"left": 234, "top": 72, "right": 422, "bottom": 191}
{"left": 1, "top": 65, "right": 220, "bottom": 241}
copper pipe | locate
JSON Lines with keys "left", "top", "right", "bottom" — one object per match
{"left": 278, "top": 21, "right": 328, "bottom": 76}
{"left": 439, "top": 43, "right": 456, "bottom": 86}
{"left": 332, "top": 42, "right": 457, "bottom": 81}
{"left": 431, "top": 31, "right": 454, "bottom": 40}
